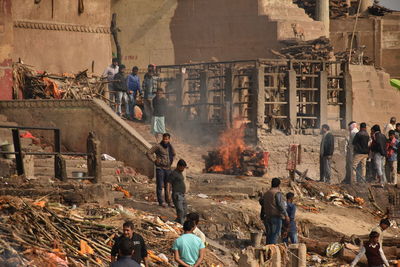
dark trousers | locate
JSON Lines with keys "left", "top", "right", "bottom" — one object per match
{"left": 319, "top": 156, "right": 331, "bottom": 183}
{"left": 156, "top": 168, "right": 171, "bottom": 205}
{"left": 172, "top": 192, "right": 187, "bottom": 224}
{"left": 264, "top": 216, "right": 282, "bottom": 244}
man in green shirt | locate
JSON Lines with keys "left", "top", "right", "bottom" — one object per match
{"left": 172, "top": 220, "right": 205, "bottom": 267}
{"left": 168, "top": 159, "right": 188, "bottom": 224}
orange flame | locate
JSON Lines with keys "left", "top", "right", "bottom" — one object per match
{"left": 210, "top": 119, "right": 247, "bottom": 172}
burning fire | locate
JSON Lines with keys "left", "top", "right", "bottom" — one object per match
{"left": 208, "top": 120, "right": 247, "bottom": 172}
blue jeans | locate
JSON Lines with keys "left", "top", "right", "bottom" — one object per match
{"left": 172, "top": 192, "right": 187, "bottom": 224}
{"left": 156, "top": 168, "right": 171, "bottom": 205}
{"left": 283, "top": 231, "right": 298, "bottom": 244}
{"left": 115, "top": 91, "right": 129, "bottom": 115}
{"left": 264, "top": 216, "right": 282, "bottom": 244}
{"left": 127, "top": 93, "right": 135, "bottom": 119}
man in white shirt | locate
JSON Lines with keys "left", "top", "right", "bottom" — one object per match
{"left": 384, "top": 117, "right": 396, "bottom": 137}
{"left": 371, "top": 218, "right": 391, "bottom": 247}
{"left": 102, "top": 58, "right": 119, "bottom": 107}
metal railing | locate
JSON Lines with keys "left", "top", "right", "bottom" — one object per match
{"left": 0, "top": 125, "right": 96, "bottom": 181}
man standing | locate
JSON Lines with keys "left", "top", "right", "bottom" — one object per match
{"left": 352, "top": 122, "right": 370, "bottom": 183}
{"left": 152, "top": 88, "right": 168, "bottom": 142}
{"left": 172, "top": 220, "right": 205, "bottom": 267}
{"left": 127, "top": 66, "right": 142, "bottom": 120}
{"left": 385, "top": 130, "right": 399, "bottom": 184}
{"left": 282, "top": 192, "right": 298, "bottom": 244}
{"left": 371, "top": 218, "right": 391, "bottom": 247}
{"left": 395, "top": 123, "right": 400, "bottom": 174}
{"left": 345, "top": 121, "right": 359, "bottom": 183}
{"left": 102, "top": 58, "right": 119, "bottom": 107}
{"left": 350, "top": 231, "right": 389, "bottom": 267}
{"left": 169, "top": 159, "right": 188, "bottom": 224}
{"left": 384, "top": 117, "right": 396, "bottom": 137}
{"left": 112, "top": 64, "right": 129, "bottom": 117}
{"left": 320, "top": 124, "right": 334, "bottom": 183}
{"left": 260, "top": 178, "right": 289, "bottom": 244}
{"left": 142, "top": 64, "right": 157, "bottom": 123}
{"left": 111, "top": 221, "right": 148, "bottom": 267}
{"left": 146, "top": 133, "right": 176, "bottom": 207}
{"left": 111, "top": 238, "right": 141, "bottom": 267}
{"left": 371, "top": 125, "right": 387, "bottom": 184}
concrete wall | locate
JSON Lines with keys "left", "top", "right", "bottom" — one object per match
{"left": 12, "top": 0, "right": 112, "bottom": 74}
{"left": 349, "top": 65, "right": 400, "bottom": 127}
{"left": 111, "top": 0, "right": 279, "bottom": 67}
{"left": 0, "top": 0, "right": 13, "bottom": 100}
{"left": 330, "top": 14, "right": 400, "bottom": 78}
{"left": 0, "top": 99, "right": 153, "bottom": 177}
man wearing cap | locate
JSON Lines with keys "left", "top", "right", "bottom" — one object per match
{"left": 103, "top": 58, "right": 119, "bottom": 107}
{"left": 168, "top": 159, "right": 189, "bottom": 224}
{"left": 384, "top": 117, "right": 396, "bottom": 137}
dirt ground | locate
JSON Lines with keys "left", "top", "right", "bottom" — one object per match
{"left": 121, "top": 120, "right": 400, "bottom": 265}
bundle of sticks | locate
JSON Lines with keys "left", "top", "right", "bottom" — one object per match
{"left": 293, "top": 0, "right": 352, "bottom": 19}
{"left": 0, "top": 196, "right": 117, "bottom": 266}
{"left": 12, "top": 63, "right": 108, "bottom": 100}
{"left": 0, "top": 196, "right": 224, "bottom": 267}
{"left": 272, "top": 36, "right": 373, "bottom": 64}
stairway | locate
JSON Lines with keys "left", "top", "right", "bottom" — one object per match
{"left": 260, "top": 0, "right": 326, "bottom": 40}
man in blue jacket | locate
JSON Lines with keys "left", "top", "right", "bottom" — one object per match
{"left": 127, "top": 66, "right": 142, "bottom": 120}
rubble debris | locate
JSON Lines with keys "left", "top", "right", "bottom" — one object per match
{"left": 13, "top": 63, "right": 108, "bottom": 101}
{"left": 272, "top": 36, "right": 373, "bottom": 64}
{"left": 293, "top": 0, "right": 394, "bottom": 19}
{"left": 368, "top": 3, "right": 394, "bottom": 16}
{"left": 0, "top": 195, "right": 224, "bottom": 267}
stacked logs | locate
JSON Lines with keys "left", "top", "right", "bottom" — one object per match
{"left": 272, "top": 36, "right": 373, "bottom": 64}
{"left": 13, "top": 63, "right": 107, "bottom": 100}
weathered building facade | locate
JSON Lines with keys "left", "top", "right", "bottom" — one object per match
{"left": 330, "top": 13, "right": 400, "bottom": 78}
{"left": 0, "top": 0, "right": 112, "bottom": 100}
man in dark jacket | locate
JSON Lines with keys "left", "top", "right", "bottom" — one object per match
{"left": 260, "top": 178, "right": 289, "bottom": 244}
{"left": 320, "top": 124, "right": 334, "bottom": 183}
{"left": 371, "top": 124, "right": 387, "bottom": 184}
{"left": 352, "top": 122, "right": 370, "bottom": 183}
{"left": 113, "top": 64, "right": 129, "bottom": 117}
{"left": 111, "top": 221, "right": 148, "bottom": 267}
{"left": 111, "top": 238, "right": 140, "bottom": 267}
{"left": 146, "top": 133, "right": 176, "bottom": 207}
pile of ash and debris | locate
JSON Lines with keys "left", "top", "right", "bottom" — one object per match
{"left": 0, "top": 195, "right": 223, "bottom": 267}
{"left": 272, "top": 36, "right": 373, "bottom": 64}
{"left": 13, "top": 63, "right": 108, "bottom": 101}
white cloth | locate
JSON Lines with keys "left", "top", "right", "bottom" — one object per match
{"left": 193, "top": 227, "right": 206, "bottom": 244}
{"left": 102, "top": 65, "right": 119, "bottom": 81}
{"left": 384, "top": 123, "right": 395, "bottom": 137}
{"left": 350, "top": 243, "right": 389, "bottom": 267}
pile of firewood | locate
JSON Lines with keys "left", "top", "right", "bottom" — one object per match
{"left": 272, "top": 36, "right": 373, "bottom": 64}
{"left": 293, "top": 0, "right": 394, "bottom": 19}
{"left": 13, "top": 63, "right": 108, "bottom": 100}
{"left": 293, "top": 0, "right": 352, "bottom": 19}
{"left": 204, "top": 149, "right": 269, "bottom": 177}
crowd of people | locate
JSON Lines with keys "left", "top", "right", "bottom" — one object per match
{"left": 319, "top": 118, "right": 400, "bottom": 185}
{"left": 103, "top": 59, "right": 168, "bottom": 141}
{"left": 260, "top": 177, "right": 393, "bottom": 266}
